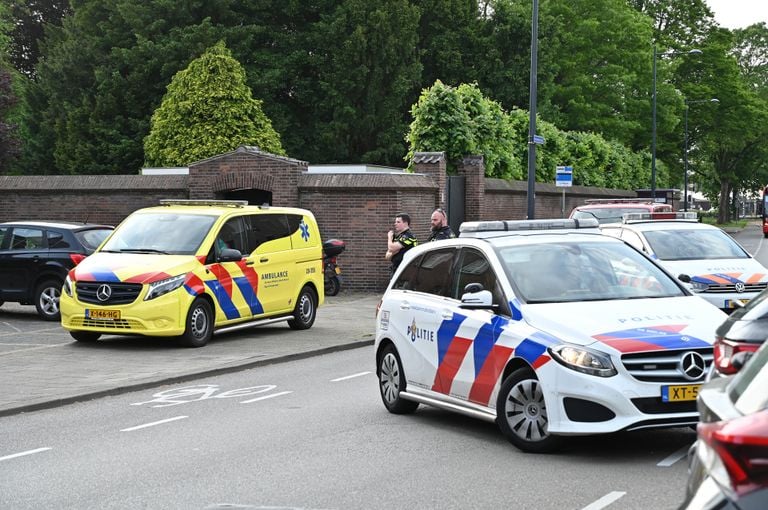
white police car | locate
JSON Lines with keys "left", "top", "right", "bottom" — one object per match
{"left": 374, "top": 218, "right": 727, "bottom": 452}
{"left": 600, "top": 212, "right": 768, "bottom": 312}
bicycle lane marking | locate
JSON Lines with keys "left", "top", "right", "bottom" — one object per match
{"left": 121, "top": 416, "right": 189, "bottom": 432}
{"left": 130, "top": 384, "right": 284, "bottom": 408}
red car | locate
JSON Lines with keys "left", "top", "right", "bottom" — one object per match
{"left": 569, "top": 199, "right": 673, "bottom": 225}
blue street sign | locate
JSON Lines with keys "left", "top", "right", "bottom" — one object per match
{"left": 533, "top": 135, "right": 545, "bottom": 144}
{"left": 555, "top": 165, "right": 573, "bottom": 187}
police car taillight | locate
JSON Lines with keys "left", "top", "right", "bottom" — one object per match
{"left": 622, "top": 211, "right": 698, "bottom": 223}
{"left": 459, "top": 217, "right": 599, "bottom": 234}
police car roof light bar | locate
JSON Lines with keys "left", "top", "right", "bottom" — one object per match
{"left": 159, "top": 199, "right": 248, "bottom": 208}
{"left": 584, "top": 198, "right": 658, "bottom": 204}
{"left": 460, "top": 217, "right": 599, "bottom": 234}
{"left": 622, "top": 211, "right": 698, "bottom": 223}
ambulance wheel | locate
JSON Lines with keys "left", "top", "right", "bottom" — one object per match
{"left": 70, "top": 331, "right": 101, "bottom": 342}
{"left": 35, "top": 278, "right": 62, "bottom": 321}
{"left": 378, "top": 344, "right": 418, "bottom": 414}
{"left": 288, "top": 286, "right": 316, "bottom": 330}
{"left": 178, "top": 298, "right": 213, "bottom": 348}
{"left": 496, "top": 367, "right": 562, "bottom": 453}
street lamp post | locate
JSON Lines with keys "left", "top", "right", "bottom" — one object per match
{"left": 683, "top": 98, "right": 719, "bottom": 211}
{"left": 651, "top": 46, "right": 702, "bottom": 201}
{"left": 526, "top": 0, "right": 540, "bottom": 219}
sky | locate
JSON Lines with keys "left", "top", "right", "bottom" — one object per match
{"left": 705, "top": 0, "right": 768, "bottom": 29}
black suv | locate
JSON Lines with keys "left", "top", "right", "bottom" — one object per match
{"left": 0, "top": 221, "right": 113, "bottom": 320}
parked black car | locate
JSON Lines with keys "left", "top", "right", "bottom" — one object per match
{"left": 712, "top": 289, "right": 768, "bottom": 377}
{"left": 680, "top": 341, "right": 768, "bottom": 510}
{"left": 0, "top": 221, "right": 113, "bottom": 320}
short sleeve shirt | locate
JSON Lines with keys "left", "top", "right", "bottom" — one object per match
{"left": 391, "top": 229, "right": 418, "bottom": 270}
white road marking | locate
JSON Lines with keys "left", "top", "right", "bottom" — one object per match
{"left": 0, "top": 322, "right": 22, "bottom": 332}
{"left": 0, "top": 447, "right": 52, "bottom": 462}
{"left": 120, "top": 416, "right": 188, "bottom": 432}
{"left": 657, "top": 445, "right": 690, "bottom": 467}
{"left": 240, "top": 391, "right": 293, "bottom": 404}
{"left": 331, "top": 371, "right": 371, "bottom": 382}
{"left": 581, "top": 491, "right": 626, "bottom": 510}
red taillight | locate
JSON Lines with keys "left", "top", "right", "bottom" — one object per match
{"left": 714, "top": 337, "right": 761, "bottom": 375}
{"left": 699, "top": 410, "right": 768, "bottom": 497}
{"left": 69, "top": 253, "right": 86, "bottom": 265}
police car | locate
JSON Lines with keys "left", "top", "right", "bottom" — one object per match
{"left": 600, "top": 212, "right": 768, "bottom": 312}
{"left": 374, "top": 218, "right": 727, "bottom": 452}
{"left": 60, "top": 200, "right": 324, "bottom": 347}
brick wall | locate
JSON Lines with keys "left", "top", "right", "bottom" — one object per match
{"left": 0, "top": 147, "right": 637, "bottom": 293}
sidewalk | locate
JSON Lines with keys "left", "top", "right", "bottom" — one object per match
{"left": 0, "top": 293, "right": 380, "bottom": 417}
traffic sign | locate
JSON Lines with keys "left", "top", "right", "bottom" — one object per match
{"left": 533, "top": 135, "right": 546, "bottom": 144}
{"left": 555, "top": 165, "right": 573, "bottom": 187}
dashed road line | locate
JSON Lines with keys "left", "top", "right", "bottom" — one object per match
{"left": 582, "top": 491, "right": 626, "bottom": 510}
{"left": 657, "top": 445, "right": 690, "bottom": 467}
{"left": 120, "top": 416, "right": 188, "bottom": 432}
{"left": 0, "top": 447, "right": 52, "bottom": 462}
{"left": 331, "top": 371, "right": 371, "bottom": 382}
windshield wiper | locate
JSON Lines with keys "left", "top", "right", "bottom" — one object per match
{"left": 117, "top": 248, "right": 169, "bottom": 254}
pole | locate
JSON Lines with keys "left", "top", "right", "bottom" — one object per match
{"left": 526, "top": 0, "right": 539, "bottom": 219}
{"left": 683, "top": 105, "right": 689, "bottom": 212}
{"left": 651, "top": 45, "right": 657, "bottom": 202}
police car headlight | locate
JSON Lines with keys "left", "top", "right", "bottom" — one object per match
{"left": 549, "top": 345, "right": 617, "bottom": 377}
{"left": 64, "top": 275, "right": 73, "bottom": 297}
{"left": 144, "top": 274, "right": 187, "bottom": 301}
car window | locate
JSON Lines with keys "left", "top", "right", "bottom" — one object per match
{"left": 497, "top": 240, "right": 684, "bottom": 304}
{"left": 47, "top": 230, "right": 70, "bottom": 249}
{"left": 728, "top": 343, "right": 768, "bottom": 415}
{"left": 216, "top": 217, "right": 249, "bottom": 253}
{"left": 247, "top": 214, "right": 290, "bottom": 252}
{"left": 644, "top": 228, "right": 748, "bottom": 260}
{"left": 394, "top": 248, "right": 456, "bottom": 297}
{"left": 619, "top": 229, "right": 645, "bottom": 251}
{"left": 10, "top": 227, "right": 44, "bottom": 250}
{"left": 572, "top": 206, "right": 670, "bottom": 225}
{"left": 454, "top": 248, "right": 503, "bottom": 302}
{"left": 0, "top": 227, "right": 9, "bottom": 249}
{"left": 75, "top": 228, "right": 112, "bottom": 251}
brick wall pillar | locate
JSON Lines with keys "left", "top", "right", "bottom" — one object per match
{"left": 458, "top": 155, "right": 485, "bottom": 221}
{"left": 412, "top": 152, "right": 447, "bottom": 208}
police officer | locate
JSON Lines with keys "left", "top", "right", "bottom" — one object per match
{"left": 427, "top": 208, "right": 456, "bottom": 242}
{"left": 386, "top": 213, "right": 418, "bottom": 272}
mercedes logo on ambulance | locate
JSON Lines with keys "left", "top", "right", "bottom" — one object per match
{"left": 679, "top": 351, "right": 706, "bottom": 381}
{"left": 96, "top": 284, "right": 112, "bottom": 302}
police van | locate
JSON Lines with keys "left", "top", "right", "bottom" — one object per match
{"left": 60, "top": 200, "right": 324, "bottom": 347}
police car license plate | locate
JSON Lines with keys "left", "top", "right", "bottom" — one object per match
{"left": 661, "top": 384, "right": 701, "bottom": 402}
{"left": 86, "top": 309, "right": 120, "bottom": 320}
{"left": 726, "top": 299, "right": 749, "bottom": 309}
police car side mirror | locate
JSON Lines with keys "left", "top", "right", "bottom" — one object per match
{"left": 678, "top": 274, "right": 691, "bottom": 283}
{"left": 460, "top": 289, "right": 497, "bottom": 310}
{"left": 219, "top": 248, "right": 243, "bottom": 262}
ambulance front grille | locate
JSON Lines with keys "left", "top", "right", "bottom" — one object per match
{"left": 76, "top": 282, "right": 143, "bottom": 305}
{"left": 620, "top": 348, "right": 713, "bottom": 383}
{"left": 69, "top": 317, "right": 145, "bottom": 330}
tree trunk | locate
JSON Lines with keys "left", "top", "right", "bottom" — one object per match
{"left": 718, "top": 179, "right": 732, "bottom": 224}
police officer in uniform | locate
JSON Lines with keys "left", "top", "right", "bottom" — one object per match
{"left": 427, "top": 208, "right": 456, "bottom": 242}
{"left": 386, "top": 213, "right": 418, "bottom": 273}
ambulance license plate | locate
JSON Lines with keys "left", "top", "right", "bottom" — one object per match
{"left": 86, "top": 309, "right": 121, "bottom": 320}
{"left": 661, "top": 384, "right": 701, "bottom": 402}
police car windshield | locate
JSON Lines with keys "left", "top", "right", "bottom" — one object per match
{"left": 497, "top": 240, "right": 684, "bottom": 304}
{"left": 101, "top": 213, "right": 217, "bottom": 256}
{"left": 643, "top": 228, "right": 748, "bottom": 261}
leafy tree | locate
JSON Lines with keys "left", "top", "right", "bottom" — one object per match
{"left": 0, "top": 3, "right": 21, "bottom": 172}
{"left": 144, "top": 41, "right": 284, "bottom": 167}
{"left": 732, "top": 23, "right": 768, "bottom": 101}
{"left": 628, "top": 0, "right": 715, "bottom": 48}
{"left": 7, "top": 0, "right": 71, "bottom": 78}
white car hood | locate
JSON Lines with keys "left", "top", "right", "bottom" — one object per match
{"left": 656, "top": 257, "right": 768, "bottom": 286}
{"left": 520, "top": 296, "right": 724, "bottom": 355}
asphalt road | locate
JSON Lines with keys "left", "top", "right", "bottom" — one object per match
{"left": 0, "top": 346, "right": 694, "bottom": 510}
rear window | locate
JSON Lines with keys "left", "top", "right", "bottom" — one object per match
{"left": 75, "top": 228, "right": 113, "bottom": 251}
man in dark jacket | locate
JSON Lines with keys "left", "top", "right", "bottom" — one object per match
{"left": 386, "top": 213, "right": 418, "bottom": 272}
{"left": 427, "top": 208, "right": 456, "bottom": 242}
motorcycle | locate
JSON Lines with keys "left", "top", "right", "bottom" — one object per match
{"left": 322, "top": 239, "right": 345, "bottom": 296}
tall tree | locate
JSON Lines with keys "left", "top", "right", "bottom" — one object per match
{"left": 732, "top": 23, "right": 768, "bottom": 101}
{"left": 8, "top": 0, "right": 71, "bottom": 78}
{"left": 144, "top": 41, "right": 284, "bottom": 167}
{"left": 0, "top": 2, "right": 20, "bottom": 172}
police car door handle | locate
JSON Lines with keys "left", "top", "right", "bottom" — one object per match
{"left": 399, "top": 301, "right": 410, "bottom": 310}
{"left": 441, "top": 310, "right": 453, "bottom": 320}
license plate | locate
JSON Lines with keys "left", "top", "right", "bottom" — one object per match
{"left": 726, "top": 299, "right": 749, "bottom": 309}
{"left": 661, "top": 384, "right": 701, "bottom": 402}
{"left": 86, "top": 309, "right": 121, "bottom": 320}
{"left": 334, "top": 267, "right": 341, "bottom": 274}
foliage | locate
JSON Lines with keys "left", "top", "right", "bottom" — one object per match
{"left": 144, "top": 41, "right": 283, "bottom": 167}
{"left": 7, "top": 0, "right": 71, "bottom": 78}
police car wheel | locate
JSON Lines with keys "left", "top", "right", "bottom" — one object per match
{"left": 288, "top": 286, "right": 316, "bottom": 330}
{"left": 378, "top": 344, "right": 419, "bottom": 414}
{"left": 496, "top": 368, "right": 562, "bottom": 453}
{"left": 178, "top": 298, "right": 213, "bottom": 348}
{"left": 35, "top": 278, "right": 62, "bottom": 321}
{"left": 70, "top": 331, "right": 101, "bottom": 342}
